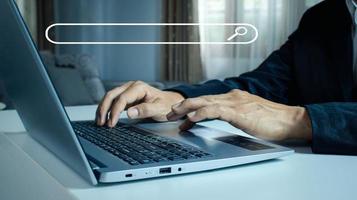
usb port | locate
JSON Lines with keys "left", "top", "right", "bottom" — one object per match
{"left": 125, "top": 173, "right": 133, "bottom": 178}
{"left": 159, "top": 167, "right": 171, "bottom": 174}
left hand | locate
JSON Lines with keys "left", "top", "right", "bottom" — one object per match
{"left": 166, "top": 89, "right": 312, "bottom": 141}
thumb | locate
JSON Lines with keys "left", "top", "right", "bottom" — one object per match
{"left": 127, "top": 102, "right": 165, "bottom": 119}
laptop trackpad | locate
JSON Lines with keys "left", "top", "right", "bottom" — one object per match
{"left": 135, "top": 121, "right": 232, "bottom": 139}
{"left": 215, "top": 135, "right": 274, "bottom": 151}
{"left": 135, "top": 121, "right": 234, "bottom": 148}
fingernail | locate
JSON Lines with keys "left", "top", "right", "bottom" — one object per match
{"left": 128, "top": 108, "right": 139, "bottom": 119}
{"left": 187, "top": 111, "right": 196, "bottom": 119}
{"left": 101, "top": 115, "right": 105, "bottom": 125}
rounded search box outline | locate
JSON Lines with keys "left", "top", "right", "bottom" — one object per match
{"left": 45, "top": 23, "right": 258, "bottom": 45}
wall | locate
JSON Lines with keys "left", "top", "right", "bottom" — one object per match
{"left": 54, "top": 0, "right": 162, "bottom": 82}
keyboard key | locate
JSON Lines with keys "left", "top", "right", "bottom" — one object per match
{"left": 72, "top": 121, "right": 212, "bottom": 166}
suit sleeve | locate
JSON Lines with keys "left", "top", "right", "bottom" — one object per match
{"left": 305, "top": 103, "right": 357, "bottom": 155}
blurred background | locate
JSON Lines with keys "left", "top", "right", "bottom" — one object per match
{"left": 0, "top": 0, "right": 322, "bottom": 110}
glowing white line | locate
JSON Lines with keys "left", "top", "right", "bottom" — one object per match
{"left": 45, "top": 23, "right": 259, "bottom": 45}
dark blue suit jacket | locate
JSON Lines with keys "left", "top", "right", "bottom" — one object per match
{"left": 169, "top": 0, "right": 357, "bottom": 155}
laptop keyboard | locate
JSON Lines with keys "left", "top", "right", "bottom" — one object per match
{"left": 72, "top": 121, "right": 212, "bottom": 166}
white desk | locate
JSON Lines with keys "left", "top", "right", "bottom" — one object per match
{"left": 0, "top": 105, "right": 356, "bottom": 200}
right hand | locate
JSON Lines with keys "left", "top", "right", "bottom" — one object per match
{"left": 96, "top": 81, "right": 185, "bottom": 127}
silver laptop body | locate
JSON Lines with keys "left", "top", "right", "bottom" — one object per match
{"left": 0, "top": 0, "right": 293, "bottom": 185}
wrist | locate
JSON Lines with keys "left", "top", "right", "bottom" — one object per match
{"left": 288, "top": 106, "right": 312, "bottom": 141}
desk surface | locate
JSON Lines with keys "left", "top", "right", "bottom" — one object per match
{"left": 0, "top": 105, "right": 356, "bottom": 200}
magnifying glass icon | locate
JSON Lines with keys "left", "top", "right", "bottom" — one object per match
{"left": 227, "top": 26, "right": 248, "bottom": 41}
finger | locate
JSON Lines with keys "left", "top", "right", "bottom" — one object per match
{"left": 195, "top": 104, "right": 238, "bottom": 123}
{"left": 179, "top": 107, "right": 215, "bottom": 131}
{"left": 108, "top": 82, "right": 148, "bottom": 127}
{"left": 190, "top": 105, "right": 224, "bottom": 122}
{"left": 127, "top": 100, "right": 167, "bottom": 120}
{"left": 179, "top": 119, "right": 195, "bottom": 131}
{"left": 179, "top": 105, "right": 235, "bottom": 131}
{"left": 178, "top": 112, "right": 196, "bottom": 130}
{"left": 167, "top": 97, "right": 207, "bottom": 121}
{"left": 96, "top": 81, "right": 134, "bottom": 126}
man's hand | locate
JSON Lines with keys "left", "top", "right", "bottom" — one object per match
{"left": 167, "top": 89, "right": 312, "bottom": 141}
{"left": 96, "top": 81, "right": 184, "bottom": 127}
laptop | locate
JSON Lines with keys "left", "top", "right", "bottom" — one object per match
{"left": 0, "top": 0, "right": 293, "bottom": 185}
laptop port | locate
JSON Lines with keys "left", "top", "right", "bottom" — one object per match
{"left": 159, "top": 167, "right": 171, "bottom": 174}
{"left": 125, "top": 173, "right": 133, "bottom": 178}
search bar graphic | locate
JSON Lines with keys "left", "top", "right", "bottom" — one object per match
{"left": 45, "top": 23, "right": 258, "bottom": 45}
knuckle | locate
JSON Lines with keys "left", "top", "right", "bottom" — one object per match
{"left": 171, "top": 105, "right": 178, "bottom": 112}
{"left": 229, "top": 89, "right": 245, "bottom": 98}
{"left": 183, "top": 98, "right": 193, "bottom": 106}
{"left": 230, "top": 89, "right": 241, "bottom": 95}
{"left": 105, "top": 91, "right": 116, "bottom": 99}
{"left": 133, "top": 80, "right": 145, "bottom": 87}
{"left": 118, "top": 92, "right": 127, "bottom": 100}
{"left": 138, "top": 105, "right": 149, "bottom": 116}
{"left": 131, "top": 81, "right": 149, "bottom": 92}
{"left": 171, "top": 105, "right": 181, "bottom": 114}
{"left": 175, "top": 100, "right": 187, "bottom": 111}
{"left": 183, "top": 97, "right": 200, "bottom": 107}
